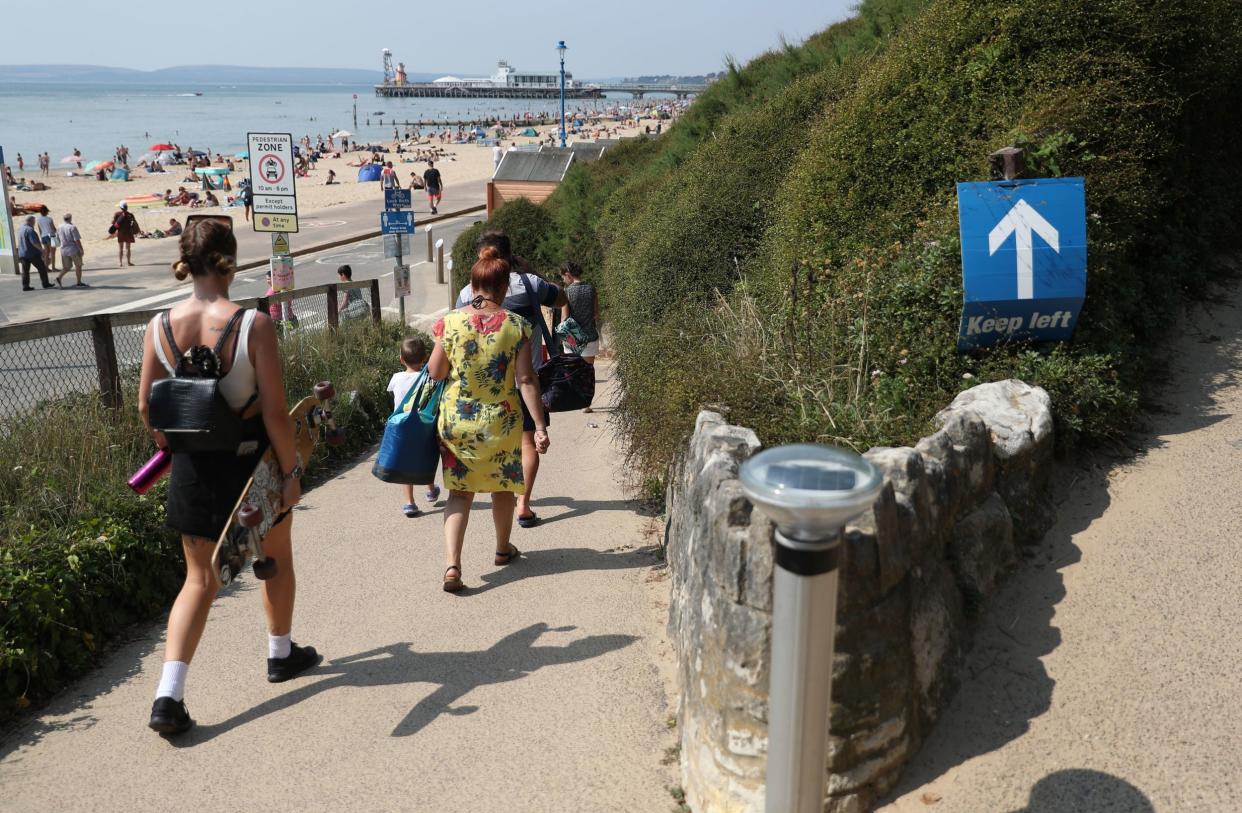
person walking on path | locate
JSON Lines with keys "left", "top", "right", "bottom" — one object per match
{"left": 387, "top": 337, "right": 441, "bottom": 518}
{"left": 36, "top": 206, "right": 58, "bottom": 272}
{"left": 16, "top": 215, "right": 54, "bottom": 290}
{"left": 454, "top": 231, "right": 566, "bottom": 528}
{"left": 111, "top": 202, "right": 139, "bottom": 267}
{"left": 55, "top": 213, "right": 86, "bottom": 287}
{"left": 428, "top": 246, "right": 550, "bottom": 592}
{"left": 559, "top": 261, "right": 600, "bottom": 365}
{"left": 423, "top": 161, "right": 442, "bottom": 214}
{"left": 136, "top": 218, "right": 321, "bottom": 736}
{"left": 381, "top": 161, "right": 399, "bottom": 190}
{"left": 558, "top": 261, "right": 601, "bottom": 412}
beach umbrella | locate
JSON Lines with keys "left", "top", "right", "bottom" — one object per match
{"left": 150, "top": 143, "right": 174, "bottom": 151}
{"left": 189, "top": 150, "right": 207, "bottom": 157}
{"left": 331, "top": 130, "right": 353, "bottom": 138}
{"left": 59, "top": 155, "right": 80, "bottom": 164}
{"left": 84, "top": 160, "right": 114, "bottom": 172}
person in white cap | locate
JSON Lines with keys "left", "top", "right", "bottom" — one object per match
{"left": 56, "top": 213, "right": 87, "bottom": 287}
{"left": 111, "top": 201, "right": 140, "bottom": 267}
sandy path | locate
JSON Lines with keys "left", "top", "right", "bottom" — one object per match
{"left": 881, "top": 284, "right": 1242, "bottom": 812}
{"left": 0, "top": 368, "right": 679, "bottom": 812}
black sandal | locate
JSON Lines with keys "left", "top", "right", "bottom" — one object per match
{"left": 442, "top": 565, "right": 463, "bottom": 592}
{"left": 494, "top": 545, "right": 521, "bottom": 566}
{"left": 517, "top": 512, "right": 540, "bottom": 529}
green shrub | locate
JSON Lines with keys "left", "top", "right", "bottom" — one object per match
{"left": 598, "top": 0, "right": 1242, "bottom": 477}
{"left": 449, "top": 197, "right": 555, "bottom": 292}
{"left": 0, "top": 317, "right": 411, "bottom": 721}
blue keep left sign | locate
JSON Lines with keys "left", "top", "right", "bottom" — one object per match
{"left": 956, "top": 177, "right": 1087, "bottom": 350}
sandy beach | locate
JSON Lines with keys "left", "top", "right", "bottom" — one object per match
{"left": 5, "top": 112, "right": 669, "bottom": 268}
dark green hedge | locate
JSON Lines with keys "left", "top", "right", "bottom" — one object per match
{"left": 450, "top": 197, "right": 555, "bottom": 293}
{"left": 0, "top": 318, "right": 410, "bottom": 722}
{"left": 590, "top": 0, "right": 1242, "bottom": 475}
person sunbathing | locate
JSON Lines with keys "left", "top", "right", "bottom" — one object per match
{"left": 168, "top": 187, "right": 193, "bottom": 206}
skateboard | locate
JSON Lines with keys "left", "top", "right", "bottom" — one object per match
{"left": 211, "top": 381, "right": 344, "bottom": 587}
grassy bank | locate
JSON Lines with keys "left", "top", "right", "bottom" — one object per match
{"left": 0, "top": 318, "right": 412, "bottom": 722}
{"left": 457, "top": 0, "right": 1242, "bottom": 481}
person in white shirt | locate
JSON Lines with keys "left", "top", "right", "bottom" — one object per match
{"left": 386, "top": 336, "right": 441, "bottom": 517}
{"left": 55, "top": 213, "right": 87, "bottom": 287}
{"left": 492, "top": 144, "right": 503, "bottom": 172}
{"left": 36, "top": 206, "right": 58, "bottom": 272}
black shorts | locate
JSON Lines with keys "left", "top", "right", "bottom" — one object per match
{"left": 165, "top": 418, "right": 269, "bottom": 539}
{"left": 520, "top": 398, "right": 549, "bottom": 433}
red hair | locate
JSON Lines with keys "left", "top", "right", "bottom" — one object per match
{"left": 471, "top": 245, "right": 510, "bottom": 302}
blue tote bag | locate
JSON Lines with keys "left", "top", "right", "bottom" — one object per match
{"left": 371, "top": 370, "right": 445, "bottom": 485}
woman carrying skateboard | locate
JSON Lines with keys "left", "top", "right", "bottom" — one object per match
{"left": 137, "top": 217, "right": 321, "bottom": 736}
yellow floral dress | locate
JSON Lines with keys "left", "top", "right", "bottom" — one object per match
{"left": 432, "top": 309, "right": 531, "bottom": 493}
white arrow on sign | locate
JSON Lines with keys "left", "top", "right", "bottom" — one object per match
{"left": 988, "top": 199, "right": 1060, "bottom": 300}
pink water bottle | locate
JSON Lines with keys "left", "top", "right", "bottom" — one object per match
{"left": 128, "top": 448, "right": 172, "bottom": 495}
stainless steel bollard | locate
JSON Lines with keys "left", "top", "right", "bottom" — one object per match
{"left": 436, "top": 238, "right": 446, "bottom": 285}
{"left": 740, "top": 444, "right": 883, "bottom": 813}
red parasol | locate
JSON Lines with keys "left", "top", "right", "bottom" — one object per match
{"left": 150, "top": 143, "right": 174, "bottom": 152}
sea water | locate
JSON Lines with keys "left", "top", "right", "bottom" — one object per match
{"left": 0, "top": 82, "right": 617, "bottom": 165}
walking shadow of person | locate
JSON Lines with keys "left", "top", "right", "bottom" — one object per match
{"left": 1006, "top": 770, "right": 1155, "bottom": 813}
{"left": 171, "top": 623, "right": 635, "bottom": 746}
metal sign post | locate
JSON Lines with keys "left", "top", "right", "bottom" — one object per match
{"left": 739, "top": 445, "right": 883, "bottom": 813}
{"left": 381, "top": 189, "right": 415, "bottom": 325}
{"left": 0, "top": 146, "right": 17, "bottom": 277}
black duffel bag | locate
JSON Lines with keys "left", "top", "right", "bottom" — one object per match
{"left": 518, "top": 272, "right": 596, "bottom": 412}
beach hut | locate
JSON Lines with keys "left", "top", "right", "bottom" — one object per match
{"left": 488, "top": 150, "right": 575, "bottom": 216}
{"left": 540, "top": 143, "right": 607, "bottom": 163}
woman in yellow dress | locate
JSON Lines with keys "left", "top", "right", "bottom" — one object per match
{"left": 427, "top": 246, "right": 550, "bottom": 592}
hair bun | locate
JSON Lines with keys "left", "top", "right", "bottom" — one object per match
{"left": 477, "top": 245, "right": 502, "bottom": 262}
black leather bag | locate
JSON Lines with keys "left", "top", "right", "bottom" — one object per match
{"left": 518, "top": 273, "right": 596, "bottom": 413}
{"left": 148, "top": 310, "right": 252, "bottom": 453}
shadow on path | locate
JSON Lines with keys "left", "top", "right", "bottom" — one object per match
{"left": 1005, "top": 769, "right": 1154, "bottom": 813}
{"left": 886, "top": 289, "right": 1242, "bottom": 800}
{"left": 169, "top": 622, "right": 635, "bottom": 746}
{"left": 464, "top": 545, "right": 658, "bottom": 595}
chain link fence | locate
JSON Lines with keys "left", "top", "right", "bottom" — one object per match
{"left": 0, "top": 279, "right": 380, "bottom": 421}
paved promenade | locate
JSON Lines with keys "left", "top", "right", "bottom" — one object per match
{"left": 883, "top": 286, "right": 1242, "bottom": 812}
{"left": 0, "top": 370, "right": 677, "bottom": 811}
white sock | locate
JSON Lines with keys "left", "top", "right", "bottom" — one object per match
{"left": 269, "top": 633, "right": 292, "bottom": 659}
{"left": 155, "top": 661, "right": 188, "bottom": 702}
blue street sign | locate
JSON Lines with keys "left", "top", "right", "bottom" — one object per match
{"left": 956, "top": 177, "right": 1087, "bottom": 351}
{"left": 380, "top": 210, "right": 415, "bottom": 235}
{"left": 384, "top": 188, "right": 412, "bottom": 210}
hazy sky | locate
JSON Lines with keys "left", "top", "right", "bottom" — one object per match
{"left": 2, "top": 0, "right": 856, "bottom": 77}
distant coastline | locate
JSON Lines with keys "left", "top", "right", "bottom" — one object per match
{"left": 0, "top": 64, "right": 399, "bottom": 85}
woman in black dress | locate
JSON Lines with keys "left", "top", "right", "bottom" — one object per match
{"left": 137, "top": 218, "right": 320, "bottom": 735}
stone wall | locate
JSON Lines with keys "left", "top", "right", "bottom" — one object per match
{"left": 665, "top": 379, "right": 1054, "bottom": 812}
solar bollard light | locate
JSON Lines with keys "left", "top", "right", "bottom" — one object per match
{"left": 739, "top": 444, "right": 884, "bottom": 813}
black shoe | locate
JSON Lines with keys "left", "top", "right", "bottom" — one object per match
{"left": 22, "top": 286, "right": 35, "bottom": 292}
{"left": 41, "top": 284, "right": 55, "bottom": 289}
{"left": 267, "top": 642, "right": 322, "bottom": 683}
{"left": 148, "top": 696, "right": 194, "bottom": 735}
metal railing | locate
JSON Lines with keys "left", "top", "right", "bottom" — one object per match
{"left": 0, "top": 279, "right": 381, "bottom": 419}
